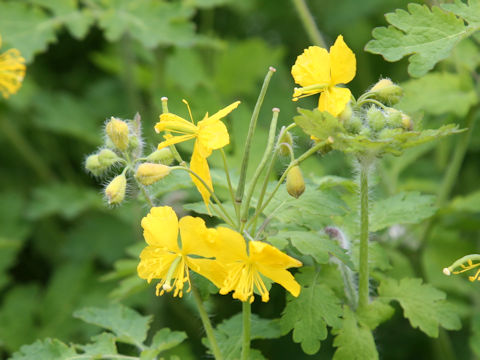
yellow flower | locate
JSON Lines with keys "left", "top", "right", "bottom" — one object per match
{"left": 155, "top": 101, "right": 240, "bottom": 211}
{"left": 291, "top": 35, "right": 356, "bottom": 117}
{"left": 137, "top": 206, "right": 226, "bottom": 297}
{"left": 0, "top": 35, "right": 26, "bottom": 98}
{"left": 215, "top": 227, "right": 302, "bottom": 303}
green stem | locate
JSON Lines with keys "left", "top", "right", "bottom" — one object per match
{"left": 235, "top": 67, "right": 276, "bottom": 209}
{"left": 358, "top": 158, "right": 371, "bottom": 310}
{"left": 241, "top": 301, "right": 251, "bottom": 360}
{"left": 0, "top": 117, "right": 56, "bottom": 182}
{"left": 240, "top": 109, "right": 279, "bottom": 231}
{"left": 220, "top": 148, "right": 239, "bottom": 221}
{"left": 191, "top": 283, "right": 223, "bottom": 360}
{"left": 291, "top": 0, "right": 326, "bottom": 47}
{"left": 139, "top": 185, "right": 155, "bottom": 208}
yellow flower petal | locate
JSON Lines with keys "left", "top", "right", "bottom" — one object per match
{"left": 329, "top": 35, "right": 356, "bottom": 86}
{"left": 190, "top": 141, "right": 213, "bottom": 211}
{"left": 215, "top": 227, "right": 248, "bottom": 263}
{"left": 197, "top": 120, "right": 230, "bottom": 153}
{"left": 187, "top": 257, "right": 227, "bottom": 288}
{"left": 249, "top": 241, "right": 302, "bottom": 269}
{"left": 0, "top": 48, "right": 26, "bottom": 98}
{"left": 291, "top": 46, "right": 330, "bottom": 87}
{"left": 256, "top": 265, "right": 301, "bottom": 298}
{"left": 318, "top": 86, "right": 352, "bottom": 117}
{"left": 141, "top": 206, "right": 180, "bottom": 251}
{"left": 199, "top": 101, "right": 241, "bottom": 126}
{"left": 155, "top": 113, "right": 197, "bottom": 134}
{"left": 178, "top": 216, "right": 216, "bottom": 257}
{"left": 157, "top": 133, "right": 196, "bottom": 150}
{"left": 137, "top": 247, "right": 178, "bottom": 283}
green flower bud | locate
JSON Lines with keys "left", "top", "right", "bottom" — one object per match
{"left": 385, "top": 108, "right": 403, "bottom": 128}
{"left": 366, "top": 106, "right": 386, "bottom": 132}
{"left": 85, "top": 154, "right": 104, "bottom": 176}
{"left": 338, "top": 102, "right": 353, "bottom": 122}
{"left": 106, "top": 117, "right": 129, "bottom": 151}
{"left": 98, "top": 149, "right": 121, "bottom": 167}
{"left": 135, "top": 163, "right": 171, "bottom": 186}
{"left": 286, "top": 165, "right": 305, "bottom": 199}
{"left": 359, "top": 127, "right": 372, "bottom": 139}
{"left": 378, "top": 128, "right": 402, "bottom": 140}
{"left": 371, "top": 78, "right": 403, "bottom": 105}
{"left": 344, "top": 115, "right": 363, "bottom": 134}
{"left": 279, "top": 131, "right": 294, "bottom": 157}
{"left": 105, "top": 174, "right": 127, "bottom": 205}
{"left": 401, "top": 113, "right": 413, "bottom": 130}
{"left": 146, "top": 148, "right": 175, "bottom": 165}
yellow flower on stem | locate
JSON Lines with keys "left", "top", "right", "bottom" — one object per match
{"left": 0, "top": 35, "right": 26, "bottom": 98}
{"left": 155, "top": 101, "right": 240, "bottom": 210}
{"left": 215, "top": 227, "right": 302, "bottom": 303}
{"left": 137, "top": 206, "right": 226, "bottom": 297}
{"left": 291, "top": 35, "right": 356, "bottom": 117}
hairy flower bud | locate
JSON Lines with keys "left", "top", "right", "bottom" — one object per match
{"left": 401, "top": 113, "right": 413, "bottom": 130}
{"left": 146, "top": 148, "right": 174, "bottom": 165}
{"left": 279, "top": 131, "right": 294, "bottom": 157}
{"left": 98, "top": 149, "right": 121, "bottom": 167}
{"left": 371, "top": 78, "right": 403, "bottom": 105}
{"left": 106, "top": 117, "right": 129, "bottom": 151}
{"left": 344, "top": 115, "right": 363, "bottom": 134}
{"left": 85, "top": 154, "right": 104, "bottom": 176}
{"left": 105, "top": 174, "right": 127, "bottom": 205}
{"left": 366, "top": 106, "right": 386, "bottom": 132}
{"left": 135, "top": 163, "right": 171, "bottom": 185}
{"left": 286, "top": 165, "right": 305, "bottom": 199}
{"left": 338, "top": 102, "right": 353, "bottom": 122}
{"left": 385, "top": 108, "right": 403, "bottom": 128}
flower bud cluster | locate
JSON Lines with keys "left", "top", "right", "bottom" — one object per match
{"left": 84, "top": 115, "right": 173, "bottom": 205}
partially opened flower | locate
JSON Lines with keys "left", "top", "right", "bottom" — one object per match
{"left": 155, "top": 101, "right": 240, "bottom": 211}
{"left": 215, "top": 227, "right": 302, "bottom": 303}
{"left": 137, "top": 206, "right": 226, "bottom": 297}
{"left": 291, "top": 35, "right": 356, "bottom": 117}
{"left": 0, "top": 35, "right": 26, "bottom": 98}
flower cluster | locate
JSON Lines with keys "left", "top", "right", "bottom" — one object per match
{"left": 137, "top": 206, "right": 302, "bottom": 303}
{"left": 0, "top": 34, "right": 26, "bottom": 99}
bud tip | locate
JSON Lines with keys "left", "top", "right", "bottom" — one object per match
{"left": 272, "top": 107, "right": 280, "bottom": 113}
{"left": 269, "top": 66, "right": 277, "bottom": 72}
{"left": 443, "top": 268, "right": 451, "bottom": 276}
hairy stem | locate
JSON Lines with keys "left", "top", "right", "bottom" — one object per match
{"left": 191, "top": 283, "right": 223, "bottom": 360}
{"left": 241, "top": 301, "right": 251, "bottom": 360}
{"left": 358, "top": 158, "right": 371, "bottom": 309}
{"left": 291, "top": 0, "right": 326, "bottom": 48}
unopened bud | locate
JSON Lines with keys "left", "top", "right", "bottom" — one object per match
{"left": 401, "top": 113, "right": 413, "bottom": 130}
{"left": 385, "top": 108, "right": 403, "bottom": 128}
{"left": 106, "top": 117, "right": 129, "bottom": 151}
{"left": 98, "top": 149, "right": 121, "bottom": 167}
{"left": 105, "top": 174, "right": 127, "bottom": 205}
{"left": 378, "top": 128, "right": 401, "bottom": 140}
{"left": 286, "top": 165, "right": 305, "bottom": 199}
{"left": 85, "top": 154, "right": 104, "bottom": 176}
{"left": 146, "top": 148, "right": 174, "bottom": 165}
{"left": 371, "top": 78, "right": 403, "bottom": 105}
{"left": 135, "top": 163, "right": 171, "bottom": 185}
{"left": 344, "top": 115, "right": 363, "bottom": 134}
{"left": 279, "top": 131, "right": 294, "bottom": 156}
{"left": 338, "top": 103, "right": 353, "bottom": 122}
{"left": 366, "top": 106, "right": 386, "bottom": 132}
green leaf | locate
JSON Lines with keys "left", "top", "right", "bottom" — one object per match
{"left": 450, "top": 190, "right": 480, "bottom": 212}
{"left": 280, "top": 231, "right": 354, "bottom": 269}
{"left": 294, "top": 108, "right": 346, "bottom": 143}
{"left": 370, "top": 192, "right": 437, "bottom": 232}
{"left": 74, "top": 304, "right": 152, "bottom": 346}
{"left": 27, "top": 184, "right": 102, "bottom": 220}
{"left": 332, "top": 307, "right": 378, "bottom": 360}
{"left": 140, "top": 328, "right": 187, "bottom": 360}
{"left": 11, "top": 338, "right": 76, "bottom": 360}
{"left": 76, "top": 333, "right": 118, "bottom": 359}
{"left": 365, "top": 3, "right": 472, "bottom": 77}
{"left": 97, "top": 0, "right": 197, "bottom": 47}
{"left": 281, "top": 267, "right": 342, "bottom": 355}
{"left": 378, "top": 278, "right": 461, "bottom": 337}
{"left": 204, "top": 313, "right": 282, "bottom": 359}
{"left": 442, "top": 0, "right": 480, "bottom": 27}
{"left": 397, "top": 72, "right": 478, "bottom": 117}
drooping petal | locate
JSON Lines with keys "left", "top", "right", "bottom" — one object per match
{"left": 190, "top": 141, "right": 213, "bottom": 211}
{"left": 249, "top": 241, "right": 302, "bottom": 269}
{"left": 215, "top": 227, "right": 248, "bottom": 263}
{"left": 179, "top": 216, "right": 217, "bottom": 257}
{"left": 318, "top": 86, "right": 352, "bottom": 117}
{"left": 329, "top": 35, "right": 356, "bottom": 86}
{"left": 197, "top": 120, "right": 230, "bottom": 152}
{"left": 0, "top": 48, "right": 26, "bottom": 98}
{"left": 155, "top": 113, "right": 198, "bottom": 134}
{"left": 187, "top": 257, "right": 227, "bottom": 288}
{"left": 291, "top": 46, "right": 331, "bottom": 87}
{"left": 157, "top": 133, "right": 196, "bottom": 150}
{"left": 137, "top": 247, "right": 178, "bottom": 283}
{"left": 141, "top": 206, "right": 180, "bottom": 251}
{"left": 256, "top": 265, "right": 301, "bottom": 298}
{"left": 199, "top": 101, "right": 241, "bottom": 126}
